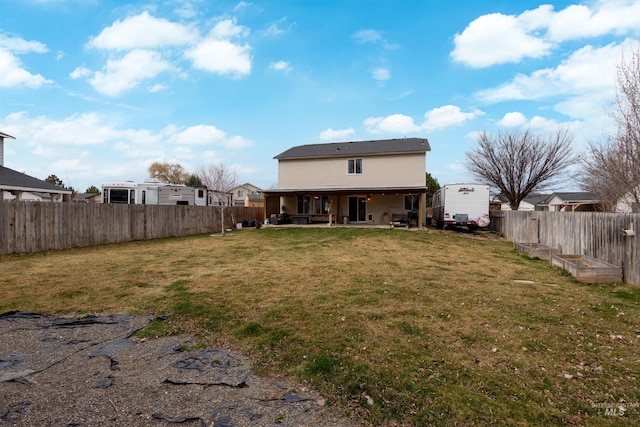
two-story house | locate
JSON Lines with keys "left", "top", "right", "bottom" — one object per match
{"left": 230, "top": 183, "right": 263, "bottom": 207}
{"left": 264, "top": 138, "right": 430, "bottom": 226}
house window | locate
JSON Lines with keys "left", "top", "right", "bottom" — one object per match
{"left": 313, "top": 196, "right": 329, "bottom": 214}
{"left": 348, "top": 158, "right": 363, "bottom": 174}
{"left": 404, "top": 194, "right": 419, "bottom": 210}
{"left": 237, "top": 190, "right": 244, "bottom": 198}
{"left": 297, "top": 195, "right": 311, "bottom": 214}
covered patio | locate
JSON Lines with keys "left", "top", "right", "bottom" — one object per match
{"left": 263, "top": 187, "right": 427, "bottom": 228}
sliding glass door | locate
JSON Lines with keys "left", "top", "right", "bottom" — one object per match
{"left": 348, "top": 196, "right": 367, "bottom": 222}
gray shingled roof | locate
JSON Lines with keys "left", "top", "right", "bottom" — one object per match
{"left": 0, "top": 166, "right": 72, "bottom": 194}
{"left": 274, "top": 138, "right": 430, "bottom": 159}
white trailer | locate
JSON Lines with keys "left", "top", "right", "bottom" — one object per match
{"left": 102, "top": 180, "right": 208, "bottom": 206}
{"left": 431, "top": 183, "right": 490, "bottom": 229}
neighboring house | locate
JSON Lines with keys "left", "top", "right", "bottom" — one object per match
{"left": 230, "top": 183, "right": 263, "bottom": 207}
{"left": 495, "top": 193, "right": 550, "bottom": 211}
{"left": 545, "top": 192, "right": 602, "bottom": 212}
{"left": 73, "top": 192, "right": 102, "bottom": 203}
{"left": 264, "top": 138, "right": 430, "bottom": 225}
{"left": 0, "top": 131, "right": 71, "bottom": 202}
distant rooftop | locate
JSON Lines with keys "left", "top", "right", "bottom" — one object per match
{"left": 0, "top": 165, "right": 72, "bottom": 195}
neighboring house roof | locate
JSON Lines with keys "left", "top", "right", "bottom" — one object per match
{"left": 545, "top": 192, "right": 599, "bottom": 204}
{"left": 274, "top": 138, "right": 431, "bottom": 160}
{"left": 524, "top": 193, "right": 551, "bottom": 206}
{"left": 0, "top": 165, "right": 72, "bottom": 195}
{"left": 0, "top": 131, "right": 15, "bottom": 139}
{"left": 234, "top": 182, "right": 261, "bottom": 190}
{"left": 493, "top": 193, "right": 550, "bottom": 208}
{"left": 73, "top": 192, "right": 101, "bottom": 202}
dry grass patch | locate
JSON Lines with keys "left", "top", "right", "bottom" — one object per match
{"left": 1, "top": 227, "right": 639, "bottom": 425}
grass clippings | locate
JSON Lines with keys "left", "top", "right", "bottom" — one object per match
{"left": 1, "top": 227, "right": 639, "bottom": 426}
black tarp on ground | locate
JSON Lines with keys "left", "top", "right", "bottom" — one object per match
{"left": 0, "top": 312, "right": 353, "bottom": 426}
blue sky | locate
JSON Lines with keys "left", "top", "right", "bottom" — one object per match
{"left": 1, "top": 0, "right": 639, "bottom": 192}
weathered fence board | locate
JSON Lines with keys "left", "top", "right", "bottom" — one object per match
{"left": 0, "top": 202, "right": 264, "bottom": 255}
{"left": 491, "top": 211, "right": 640, "bottom": 286}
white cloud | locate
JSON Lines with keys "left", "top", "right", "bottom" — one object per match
{"left": 174, "top": 0, "right": 199, "bottom": 19}
{"left": 186, "top": 40, "right": 251, "bottom": 77}
{"left": 371, "top": 67, "right": 390, "bottom": 81}
{"left": 0, "top": 48, "right": 51, "bottom": 88}
{"left": 1, "top": 111, "right": 255, "bottom": 189}
{"left": 475, "top": 41, "right": 625, "bottom": 115}
{"left": 423, "top": 105, "right": 484, "bottom": 131}
{"left": 351, "top": 29, "right": 399, "bottom": 50}
{"left": 492, "top": 112, "right": 584, "bottom": 137}
{"left": 0, "top": 34, "right": 48, "bottom": 54}
{"left": 352, "top": 29, "right": 384, "bottom": 45}
{"left": 451, "top": 12, "right": 552, "bottom": 68}
{"left": 148, "top": 83, "right": 167, "bottom": 92}
{"left": 233, "top": 1, "right": 251, "bottom": 12}
{"left": 3, "top": 112, "right": 120, "bottom": 147}
{"left": 545, "top": 43, "right": 622, "bottom": 93}
{"left": 364, "top": 105, "right": 484, "bottom": 135}
{"left": 224, "top": 135, "right": 254, "bottom": 149}
{"left": 498, "top": 112, "right": 527, "bottom": 127}
{"left": 87, "top": 11, "right": 196, "bottom": 50}
{"left": 263, "top": 17, "right": 294, "bottom": 37}
{"left": 269, "top": 60, "right": 292, "bottom": 74}
{"left": 364, "top": 114, "right": 421, "bottom": 134}
{"left": 171, "top": 124, "right": 226, "bottom": 145}
{"left": 170, "top": 124, "right": 254, "bottom": 149}
{"left": 81, "top": 14, "right": 253, "bottom": 95}
{"left": 70, "top": 66, "right": 91, "bottom": 79}
{"left": 185, "top": 20, "right": 252, "bottom": 78}
{"left": 265, "top": 23, "right": 284, "bottom": 37}
{"left": 546, "top": 1, "right": 640, "bottom": 42}
{"left": 319, "top": 128, "right": 355, "bottom": 141}
{"left": 208, "top": 18, "right": 249, "bottom": 39}
{"left": 89, "top": 49, "right": 174, "bottom": 97}
{"left": 451, "top": 2, "right": 640, "bottom": 68}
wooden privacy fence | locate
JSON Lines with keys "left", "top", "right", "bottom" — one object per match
{"left": 0, "top": 202, "right": 264, "bottom": 255}
{"left": 490, "top": 211, "right": 639, "bottom": 286}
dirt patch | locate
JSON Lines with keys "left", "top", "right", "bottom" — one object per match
{"left": 0, "top": 312, "right": 355, "bottom": 426}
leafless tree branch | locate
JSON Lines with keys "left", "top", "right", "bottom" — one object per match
{"left": 196, "top": 164, "right": 238, "bottom": 235}
{"left": 579, "top": 43, "right": 640, "bottom": 212}
{"left": 465, "top": 127, "right": 575, "bottom": 210}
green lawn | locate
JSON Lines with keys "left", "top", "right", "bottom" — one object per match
{"left": 2, "top": 227, "right": 639, "bottom": 425}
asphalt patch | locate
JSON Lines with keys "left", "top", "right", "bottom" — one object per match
{"left": 0, "top": 311, "right": 354, "bottom": 426}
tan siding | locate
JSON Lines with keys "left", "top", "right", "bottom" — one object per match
{"left": 278, "top": 153, "right": 425, "bottom": 189}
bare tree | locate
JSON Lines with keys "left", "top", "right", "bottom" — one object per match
{"left": 197, "top": 164, "right": 238, "bottom": 235}
{"left": 465, "top": 128, "right": 575, "bottom": 210}
{"left": 148, "top": 162, "right": 188, "bottom": 184}
{"left": 579, "top": 44, "right": 640, "bottom": 212}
